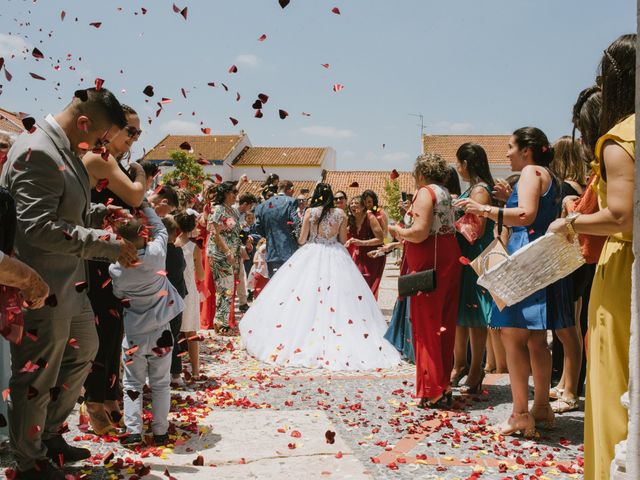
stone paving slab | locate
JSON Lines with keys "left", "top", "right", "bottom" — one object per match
{"left": 0, "top": 262, "right": 584, "bottom": 479}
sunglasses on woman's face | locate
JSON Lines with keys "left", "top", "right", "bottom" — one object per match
{"left": 126, "top": 126, "right": 142, "bottom": 138}
{"left": 335, "top": 196, "right": 346, "bottom": 201}
{"left": 0, "top": 142, "right": 10, "bottom": 149}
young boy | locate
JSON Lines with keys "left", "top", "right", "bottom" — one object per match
{"left": 109, "top": 204, "right": 184, "bottom": 446}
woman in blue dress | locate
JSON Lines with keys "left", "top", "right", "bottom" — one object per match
{"left": 456, "top": 127, "right": 574, "bottom": 437}
{"left": 451, "top": 143, "right": 495, "bottom": 394}
{"left": 379, "top": 242, "right": 415, "bottom": 363}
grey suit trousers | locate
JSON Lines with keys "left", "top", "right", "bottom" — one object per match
{"left": 8, "top": 309, "right": 98, "bottom": 470}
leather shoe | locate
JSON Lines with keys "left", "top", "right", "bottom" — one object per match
{"left": 43, "top": 435, "right": 91, "bottom": 464}
{"left": 16, "top": 459, "right": 65, "bottom": 480}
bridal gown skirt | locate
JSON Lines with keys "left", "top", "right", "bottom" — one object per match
{"left": 239, "top": 242, "right": 401, "bottom": 371}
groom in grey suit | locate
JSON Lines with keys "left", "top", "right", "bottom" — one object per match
{"left": 1, "top": 88, "right": 138, "bottom": 479}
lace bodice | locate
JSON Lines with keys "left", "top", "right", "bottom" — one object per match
{"left": 308, "top": 207, "right": 345, "bottom": 244}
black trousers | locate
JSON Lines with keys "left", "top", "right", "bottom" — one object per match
{"left": 169, "top": 313, "right": 183, "bottom": 375}
{"left": 84, "top": 303, "right": 124, "bottom": 403}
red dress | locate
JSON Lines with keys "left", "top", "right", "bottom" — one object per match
{"left": 198, "top": 207, "right": 216, "bottom": 330}
{"left": 348, "top": 212, "right": 386, "bottom": 299}
{"left": 404, "top": 185, "right": 461, "bottom": 398}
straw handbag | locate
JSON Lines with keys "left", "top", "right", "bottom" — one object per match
{"left": 477, "top": 232, "right": 585, "bottom": 307}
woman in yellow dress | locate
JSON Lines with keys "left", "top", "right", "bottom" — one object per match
{"left": 549, "top": 33, "right": 636, "bottom": 479}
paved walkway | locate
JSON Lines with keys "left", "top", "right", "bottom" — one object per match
{"left": 1, "top": 261, "right": 584, "bottom": 479}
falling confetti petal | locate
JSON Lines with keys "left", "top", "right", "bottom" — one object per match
{"left": 278, "top": 109, "right": 289, "bottom": 119}
{"left": 143, "top": 85, "right": 155, "bottom": 97}
{"left": 279, "top": 0, "right": 291, "bottom": 8}
{"left": 29, "top": 73, "right": 46, "bottom": 81}
{"left": 31, "top": 48, "right": 44, "bottom": 59}
{"left": 228, "top": 65, "right": 238, "bottom": 73}
{"left": 332, "top": 84, "right": 344, "bottom": 92}
{"left": 390, "top": 169, "right": 399, "bottom": 180}
{"left": 331, "top": 7, "right": 341, "bottom": 14}
{"left": 229, "top": 117, "right": 238, "bottom": 126}
{"left": 258, "top": 34, "right": 267, "bottom": 41}
{"left": 89, "top": 22, "right": 102, "bottom": 28}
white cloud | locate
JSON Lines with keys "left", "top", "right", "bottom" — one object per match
{"left": 157, "top": 119, "right": 200, "bottom": 135}
{"left": 299, "top": 125, "right": 355, "bottom": 139}
{"left": 234, "top": 54, "right": 260, "bottom": 68}
{"left": 381, "top": 151, "right": 411, "bottom": 163}
{"left": 431, "top": 121, "right": 475, "bottom": 134}
{"left": 0, "top": 33, "right": 30, "bottom": 57}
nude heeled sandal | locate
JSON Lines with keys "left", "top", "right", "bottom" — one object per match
{"left": 529, "top": 403, "right": 555, "bottom": 429}
{"left": 493, "top": 412, "right": 536, "bottom": 438}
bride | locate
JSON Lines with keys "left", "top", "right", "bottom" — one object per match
{"left": 240, "top": 183, "right": 401, "bottom": 370}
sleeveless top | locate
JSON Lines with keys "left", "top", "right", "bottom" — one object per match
{"left": 593, "top": 114, "right": 635, "bottom": 243}
{"left": 308, "top": 207, "right": 345, "bottom": 244}
{"left": 418, "top": 184, "right": 455, "bottom": 235}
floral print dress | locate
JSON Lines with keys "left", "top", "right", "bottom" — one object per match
{"left": 207, "top": 204, "right": 241, "bottom": 330}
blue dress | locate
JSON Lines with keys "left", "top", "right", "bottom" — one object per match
{"left": 490, "top": 179, "right": 574, "bottom": 330}
{"left": 384, "top": 296, "right": 415, "bottom": 363}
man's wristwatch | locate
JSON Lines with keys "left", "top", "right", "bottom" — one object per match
{"left": 481, "top": 205, "right": 492, "bottom": 218}
{"left": 565, "top": 212, "right": 581, "bottom": 235}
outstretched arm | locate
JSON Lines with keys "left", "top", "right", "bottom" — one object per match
{"left": 297, "top": 209, "right": 312, "bottom": 245}
{"left": 338, "top": 211, "right": 348, "bottom": 244}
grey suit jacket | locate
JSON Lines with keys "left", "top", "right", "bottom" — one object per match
{"left": 0, "top": 119, "right": 121, "bottom": 319}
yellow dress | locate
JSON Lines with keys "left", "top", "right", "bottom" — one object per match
{"left": 584, "top": 114, "right": 635, "bottom": 480}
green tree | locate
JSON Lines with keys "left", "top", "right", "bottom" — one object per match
{"left": 383, "top": 179, "right": 402, "bottom": 223}
{"left": 161, "top": 150, "right": 206, "bottom": 194}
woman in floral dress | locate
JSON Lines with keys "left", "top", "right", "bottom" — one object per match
{"left": 207, "top": 181, "right": 241, "bottom": 334}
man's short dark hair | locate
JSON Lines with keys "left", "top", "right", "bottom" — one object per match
{"left": 138, "top": 160, "right": 160, "bottom": 179}
{"left": 69, "top": 87, "right": 127, "bottom": 129}
{"left": 238, "top": 193, "right": 258, "bottom": 206}
{"left": 155, "top": 185, "right": 179, "bottom": 208}
{"left": 278, "top": 180, "right": 294, "bottom": 192}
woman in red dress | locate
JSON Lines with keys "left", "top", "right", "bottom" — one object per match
{"left": 345, "top": 196, "right": 385, "bottom": 298}
{"left": 198, "top": 187, "right": 216, "bottom": 329}
{"left": 388, "top": 154, "right": 462, "bottom": 408}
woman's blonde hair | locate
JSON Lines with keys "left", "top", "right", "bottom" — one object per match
{"left": 413, "top": 153, "right": 449, "bottom": 184}
{"left": 550, "top": 136, "right": 588, "bottom": 186}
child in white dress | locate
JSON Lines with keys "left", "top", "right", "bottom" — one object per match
{"left": 174, "top": 211, "right": 205, "bottom": 379}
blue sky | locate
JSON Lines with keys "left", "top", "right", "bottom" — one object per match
{"left": 0, "top": 0, "right": 635, "bottom": 171}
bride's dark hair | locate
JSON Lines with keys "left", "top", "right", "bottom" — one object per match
{"left": 309, "top": 182, "right": 334, "bottom": 224}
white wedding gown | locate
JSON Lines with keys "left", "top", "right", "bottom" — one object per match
{"left": 240, "top": 207, "right": 401, "bottom": 371}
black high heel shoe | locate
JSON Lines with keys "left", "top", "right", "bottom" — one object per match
{"left": 460, "top": 371, "right": 486, "bottom": 395}
{"left": 418, "top": 390, "right": 453, "bottom": 409}
{"left": 450, "top": 367, "right": 469, "bottom": 387}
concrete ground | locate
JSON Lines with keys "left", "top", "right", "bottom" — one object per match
{"left": 1, "top": 260, "right": 584, "bottom": 479}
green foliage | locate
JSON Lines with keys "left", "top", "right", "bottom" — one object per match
{"left": 383, "top": 179, "right": 402, "bottom": 223}
{"left": 161, "top": 150, "right": 205, "bottom": 194}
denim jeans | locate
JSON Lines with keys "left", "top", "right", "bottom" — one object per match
{"left": 122, "top": 324, "right": 172, "bottom": 435}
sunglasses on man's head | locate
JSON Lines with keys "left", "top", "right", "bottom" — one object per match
{"left": 126, "top": 126, "right": 142, "bottom": 138}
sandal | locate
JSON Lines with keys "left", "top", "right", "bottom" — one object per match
{"left": 529, "top": 403, "right": 555, "bottom": 430}
{"left": 548, "top": 386, "right": 564, "bottom": 400}
{"left": 552, "top": 396, "right": 580, "bottom": 414}
{"left": 450, "top": 367, "right": 469, "bottom": 388}
{"left": 460, "top": 371, "right": 485, "bottom": 395}
{"left": 493, "top": 412, "right": 536, "bottom": 438}
{"left": 418, "top": 390, "right": 453, "bottom": 409}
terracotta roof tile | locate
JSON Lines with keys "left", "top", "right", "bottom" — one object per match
{"left": 237, "top": 180, "right": 317, "bottom": 199}
{"left": 233, "top": 147, "right": 326, "bottom": 167}
{"left": 423, "top": 134, "right": 511, "bottom": 166}
{"left": 143, "top": 134, "right": 243, "bottom": 163}
{"left": 236, "top": 170, "right": 413, "bottom": 206}
{"left": 0, "top": 108, "right": 24, "bottom": 135}
{"left": 323, "top": 170, "right": 414, "bottom": 206}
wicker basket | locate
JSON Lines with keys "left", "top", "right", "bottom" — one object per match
{"left": 477, "top": 233, "right": 585, "bottom": 307}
